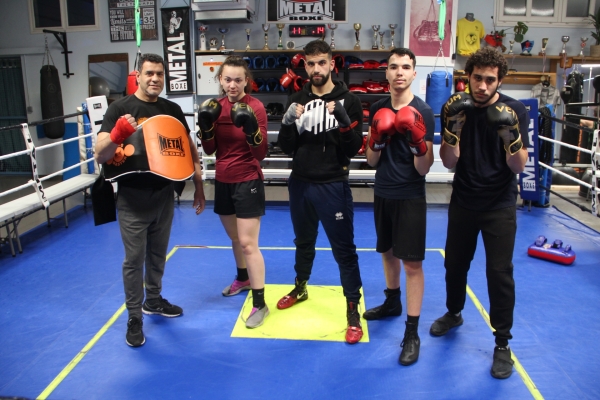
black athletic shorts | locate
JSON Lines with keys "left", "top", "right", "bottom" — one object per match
{"left": 374, "top": 195, "right": 426, "bottom": 261}
{"left": 214, "top": 179, "right": 265, "bottom": 218}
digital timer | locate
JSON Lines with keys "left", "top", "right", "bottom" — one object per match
{"left": 288, "top": 25, "right": 326, "bottom": 38}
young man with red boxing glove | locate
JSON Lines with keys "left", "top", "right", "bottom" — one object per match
{"left": 364, "top": 47, "right": 435, "bottom": 366}
{"left": 277, "top": 40, "right": 365, "bottom": 344}
{"left": 432, "top": 47, "right": 529, "bottom": 379}
{"left": 95, "top": 53, "right": 205, "bottom": 348}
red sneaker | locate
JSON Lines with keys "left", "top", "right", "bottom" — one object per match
{"left": 346, "top": 301, "right": 363, "bottom": 344}
{"left": 276, "top": 279, "right": 308, "bottom": 309}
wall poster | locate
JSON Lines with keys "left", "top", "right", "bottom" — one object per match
{"left": 109, "top": 0, "right": 158, "bottom": 42}
{"left": 404, "top": 0, "right": 458, "bottom": 66}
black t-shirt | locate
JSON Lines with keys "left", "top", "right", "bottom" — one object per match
{"left": 369, "top": 96, "right": 435, "bottom": 199}
{"left": 99, "top": 95, "right": 190, "bottom": 189}
{"left": 451, "top": 93, "right": 530, "bottom": 210}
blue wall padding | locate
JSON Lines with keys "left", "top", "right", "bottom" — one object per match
{"left": 425, "top": 71, "right": 452, "bottom": 134}
{"left": 62, "top": 122, "right": 79, "bottom": 180}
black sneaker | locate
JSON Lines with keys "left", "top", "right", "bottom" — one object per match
{"left": 142, "top": 296, "right": 183, "bottom": 317}
{"left": 430, "top": 312, "right": 463, "bottom": 336}
{"left": 491, "top": 345, "right": 514, "bottom": 379}
{"left": 363, "top": 289, "right": 402, "bottom": 320}
{"left": 126, "top": 316, "right": 145, "bottom": 347}
{"left": 399, "top": 322, "right": 420, "bottom": 365}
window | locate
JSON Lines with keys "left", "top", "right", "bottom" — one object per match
{"left": 28, "top": 0, "right": 99, "bottom": 33}
{"left": 496, "top": 0, "right": 598, "bottom": 26}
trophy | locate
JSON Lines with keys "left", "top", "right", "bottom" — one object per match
{"left": 560, "top": 35, "right": 570, "bottom": 56}
{"left": 327, "top": 23, "right": 338, "bottom": 50}
{"left": 520, "top": 40, "right": 534, "bottom": 56}
{"left": 217, "top": 27, "right": 229, "bottom": 50}
{"left": 262, "top": 24, "right": 270, "bottom": 50}
{"left": 245, "top": 29, "right": 251, "bottom": 50}
{"left": 209, "top": 37, "right": 218, "bottom": 51}
{"left": 508, "top": 40, "right": 515, "bottom": 54}
{"left": 276, "top": 23, "right": 285, "bottom": 50}
{"left": 539, "top": 37, "right": 548, "bottom": 56}
{"left": 379, "top": 31, "right": 385, "bottom": 50}
{"left": 389, "top": 24, "right": 398, "bottom": 49}
{"left": 372, "top": 25, "right": 380, "bottom": 50}
{"left": 353, "top": 23, "right": 362, "bottom": 50}
{"left": 199, "top": 25, "right": 208, "bottom": 51}
{"left": 580, "top": 37, "right": 589, "bottom": 57}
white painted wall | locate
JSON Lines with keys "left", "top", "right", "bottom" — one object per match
{"left": 0, "top": 0, "right": 593, "bottom": 173}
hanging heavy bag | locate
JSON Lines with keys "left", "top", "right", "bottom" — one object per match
{"left": 40, "top": 64, "right": 65, "bottom": 139}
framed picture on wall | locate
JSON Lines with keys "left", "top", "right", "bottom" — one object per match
{"left": 404, "top": 0, "right": 458, "bottom": 66}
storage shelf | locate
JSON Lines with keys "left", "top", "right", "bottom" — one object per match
{"left": 454, "top": 69, "right": 556, "bottom": 87}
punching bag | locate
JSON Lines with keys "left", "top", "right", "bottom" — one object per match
{"left": 426, "top": 71, "right": 452, "bottom": 135}
{"left": 126, "top": 70, "right": 138, "bottom": 95}
{"left": 40, "top": 64, "right": 65, "bottom": 139}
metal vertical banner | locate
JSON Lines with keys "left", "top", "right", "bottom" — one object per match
{"left": 161, "top": 7, "right": 193, "bottom": 95}
{"left": 518, "top": 98, "right": 539, "bottom": 202}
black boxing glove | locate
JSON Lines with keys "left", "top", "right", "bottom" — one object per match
{"left": 197, "top": 98, "right": 221, "bottom": 141}
{"left": 231, "top": 102, "right": 262, "bottom": 147}
{"left": 441, "top": 92, "right": 474, "bottom": 147}
{"left": 487, "top": 102, "right": 523, "bottom": 155}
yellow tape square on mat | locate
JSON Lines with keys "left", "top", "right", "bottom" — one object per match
{"left": 231, "top": 284, "right": 369, "bottom": 342}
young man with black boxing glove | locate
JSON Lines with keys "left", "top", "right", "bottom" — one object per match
{"left": 277, "top": 40, "right": 365, "bottom": 344}
{"left": 364, "top": 48, "right": 435, "bottom": 365}
{"left": 95, "top": 53, "right": 205, "bottom": 347}
{"left": 432, "top": 47, "right": 529, "bottom": 379}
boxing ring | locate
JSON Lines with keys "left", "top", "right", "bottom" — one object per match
{"left": 0, "top": 104, "right": 101, "bottom": 256}
{"left": 535, "top": 101, "right": 600, "bottom": 218}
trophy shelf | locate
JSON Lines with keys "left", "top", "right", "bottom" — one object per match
{"left": 454, "top": 69, "right": 556, "bottom": 87}
{"left": 194, "top": 49, "right": 393, "bottom": 54}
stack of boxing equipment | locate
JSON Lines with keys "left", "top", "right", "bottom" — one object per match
{"left": 361, "top": 101, "right": 371, "bottom": 123}
{"left": 363, "top": 60, "right": 380, "bottom": 69}
{"left": 333, "top": 54, "right": 345, "bottom": 75}
{"left": 487, "top": 102, "right": 523, "bottom": 155}
{"left": 231, "top": 102, "right": 262, "bottom": 146}
{"left": 441, "top": 92, "right": 474, "bottom": 147}
{"left": 345, "top": 56, "right": 364, "bottom": 69}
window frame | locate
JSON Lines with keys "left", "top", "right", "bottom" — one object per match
{"left": 28, "top": 0, "right": 100, "bottom": 34}
{"left": 495, "top": 0, "right": 596, "bottom": 27}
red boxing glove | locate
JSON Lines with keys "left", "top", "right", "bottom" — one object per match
{"left": 394, "top": 106, "right": 428, "bottom": 157}
{"left": 369, "top": 108, "right": 397, "bottom": 151}
{"left": 109, "top": 117, "right": 136, "bottom": 145}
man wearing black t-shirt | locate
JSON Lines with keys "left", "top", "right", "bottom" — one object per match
{"left": 95, "top": 53, "right": 205, "bottom": 347}
{"left": 431, "top": 48, "right": 529, "bottom": 379}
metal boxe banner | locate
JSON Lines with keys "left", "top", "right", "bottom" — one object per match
{"left": 161, "top": 7, "right": 193, "bottom": 94}
{"left": 518, "top": 98, "right": 539, "bottom": 202}
{"left": 267, "top": 0, "right": 347, "bottom": 22}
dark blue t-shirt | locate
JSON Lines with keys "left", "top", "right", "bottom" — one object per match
{"left": 369, "top": 96, "right": 435, "bottom": 199}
